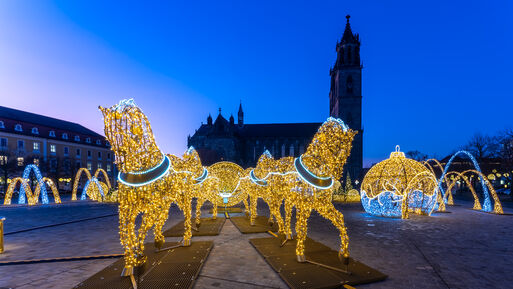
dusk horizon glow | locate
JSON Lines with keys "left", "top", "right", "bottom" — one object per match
{"left": 1, "top": 0, "right": 512, "bottom": 167}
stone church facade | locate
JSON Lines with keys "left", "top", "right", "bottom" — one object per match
{"left": 188, "top": 15, "right": 363, "bottom": 180}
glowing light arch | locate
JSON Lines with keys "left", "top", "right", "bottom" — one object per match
{"left": 438, "top": 151, "right": 492, "bottom": 212}
{"left": 94, "top": 168, "right": 112, "bottom": 189}
{"left": 80, "top": 177, "right": 105, "bottom": 201}
{"left": 19, "top": 165, "right": 48, "bottom": 204}
{"left": 460, "top": 169, "right": 503, "bottom": 214}
{"left": 72, "top": 168, "right": 93, "bottom": 200}
{"left": 4, "top": 176, "right": 61, "bottom": 205}
{"left": 441, "top": 171, "right": 480, "bottom": 211}
{"left": 4, "top": 178, "right": 32, "bottom": 205}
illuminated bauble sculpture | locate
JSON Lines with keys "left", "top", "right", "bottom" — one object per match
{"left": 360, "top": 146, "right": 438, "bottom": 218}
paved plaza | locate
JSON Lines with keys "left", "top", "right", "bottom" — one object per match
{"left": 0, "top": 199, "right": 512, "bottom": 289}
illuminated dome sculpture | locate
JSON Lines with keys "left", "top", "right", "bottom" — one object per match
{"left": 208, "top": 161, "right": 245, "bottom": 206}
{"left": 360, "top": 146, "right": 438, "bottom": 218}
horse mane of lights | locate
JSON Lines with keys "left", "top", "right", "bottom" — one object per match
{"left": 360, "top": 146, "right": 438, "bottom": 219}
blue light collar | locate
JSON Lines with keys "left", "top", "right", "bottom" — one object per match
{"left": 118, "top": 155, "right": 170, "bottom": 187}
{"left": 294, "top": 155, "right": 333, "bottom": 189}
{"left": 250, "top": 170, "right": 267, "bottom": 186}
{"left": 193, "top": 168, "right": 208, "bottom": 185}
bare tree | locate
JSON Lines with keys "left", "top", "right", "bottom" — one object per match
{"left": 463, "top": 133, "right": 499, "bottom": 162}
{"left": 405, "top": 150, "right": 428, "bottom": 161}
{"left": 0, "top": 151, "right": 16, "bottom": 195}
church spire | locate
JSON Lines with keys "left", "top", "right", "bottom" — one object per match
{"left": 238, "top": 101, "right": 244, "bottom": 126}
{"left": 341, "top": 15, "right": 359, "bottom": 44}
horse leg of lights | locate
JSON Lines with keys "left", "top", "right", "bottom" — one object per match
{"left": 269, "top": 203, "right": 285, "bottom": 235}
{"left": 250, "top": 195, "right": 258, "bottom": 226}
{"left": 195, "top": 198, "right": 205, "bottom": 228}
{"left": 153, "top": 204, "right": 171, "bottom": 250}
{"left": 212, "top": 203, "right": 218, "bottom": 220}
{"left": 243, "top": 196, "right": 250, "bottom": 217}
{"left": 295, "top": 206, "right": 312, "bottom": 262}
{"left": 120, "top": 205, "right": 143, "bottom": 276}
{"left": 179, "top": 197, "right": 193, "bottom": 247}
{"left": 283, "top": 197, "right": 294, "bottom": 240}
{"left": 317, "top": 199, "right": 350, "bottom": 263}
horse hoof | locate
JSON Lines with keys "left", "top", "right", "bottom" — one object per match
{"left": 154, "top": 239, "right": 165, "bottom": 249}
{"left": 285, "top": 233, "right": 293, "bottom": 240}
{"left": 121, "top": 266, "right": 134, "bottom": 277}
{"left": 338, "top": 251, "right": 350, "bottom": 265}
{"left": 296, "top": 254, "right": 306, "bottom": 263}
{"left": 182, "top": 239, "right": 191, "bottom": 247}
{"left": 250, "top": 220, "right": 255, "bottom": 226}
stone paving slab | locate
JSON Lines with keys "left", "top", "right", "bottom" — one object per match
{"left": 164, "top": 217, "right": 226, "bottom": 237}
{"left": 0, "top": 199, "right": 512, "bottom": 288}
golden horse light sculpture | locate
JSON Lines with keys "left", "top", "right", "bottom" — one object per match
{"left": 249, "top": 118, "right": 356, "bottom": 263}
{"left": 99, "top": 99, "right": 205, "bottom": 279}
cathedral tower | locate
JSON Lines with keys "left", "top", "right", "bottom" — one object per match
{"left": 329, "top": 15, "right": 363, "bottom": 182}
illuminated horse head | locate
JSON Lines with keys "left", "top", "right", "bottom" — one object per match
{"left": 99, "top": 99, "right": 162, "bottom": 174}
{"left": 298, "top": 117, "right": 356, "bottom": 183}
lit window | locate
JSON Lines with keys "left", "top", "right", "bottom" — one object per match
{"left": 17, "top": 140, "right": 24, "bottom": 149}
{"left": 106, "top": 164, "right": 111, "bottom": 172}
{"left": 98, "top": 152, "right": 102, "bottom": 160}
{"left": 0, "top": 121, "right": 4, "bottom": 128}
{"left": 86, "top": 137, "right": 91, "bottom": 143}
{"left": 74, "top": 135, "right": 80, "bottom": 141}
{"left": 33, "top": 158, "right": 39, "bottom": 166}
{"left": 33, "top": 142, "right": 40, "bottom": 151}
{"left": 87, "top": 161, "right": 92, "bottom": 171}
{"left": 49, "top": 131, "right": 56, "bottom": 137}
{"left": 50, "top": 144, "right": 56, "bottom": 153}
{"left": 98, "top": 163, "right": 102, "bottom": 169}
{"left": 87, "top": 150, "right": 92, "bottom": 158}
{"left": 31, "top": 127, "right": 39, "bottom": 134}
{"left": 0, "top": 138, "right": 7, "bottom": 147}
{"left": 62, "top": 133, "right": 68, "bottom": 140}
{"left": 0, "top": 156, "right": 7, "bottom": 165}
{"left": 17, "top": 157, "right": 24, "bottom": 166}
{"left": 96, "top": 139, "right": 101, "bottom": 145}
{"left": 64, "top": 146, "right": 69, "bottom": 156}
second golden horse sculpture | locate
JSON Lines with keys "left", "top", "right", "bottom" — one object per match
{"left": 100, "top": 99, "right": 356, "bottom": 278}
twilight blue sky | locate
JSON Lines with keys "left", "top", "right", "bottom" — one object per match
{"left": 0, "top": 1, "right": 512, "bottom": 166}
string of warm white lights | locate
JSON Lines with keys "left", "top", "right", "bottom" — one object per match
{"left": 360, "top": 146, "right": 438, "bottom": 219}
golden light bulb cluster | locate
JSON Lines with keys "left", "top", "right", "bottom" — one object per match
{"left": 99, "top": 100, "right": 220, "bottom": 276}
{"left": 3, "top": 177, "right": 61, "bottom": 205}
{"left": 360, "top": 146, "right": 438, "bottom": 219}
{"left": 242, "top": 118, "right": 356, "bottom": 261}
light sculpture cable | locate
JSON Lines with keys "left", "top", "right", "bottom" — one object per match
{"left": 99, "top": 99, "right": 206, "bottom": 278}
{"left": 360, "top": 146, "right": 438, "bottom": 219}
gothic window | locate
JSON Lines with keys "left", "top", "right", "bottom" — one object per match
{"left": 290, "top": 144, "right": 294, "bottom": 157}
{"left": 281, "top": 144, "right": 286, "bottom": 157}
{"left": 346, "top": 75, "right": 353, "bottom": 94}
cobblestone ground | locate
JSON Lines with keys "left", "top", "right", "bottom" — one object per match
{"left": 0, "top": 198, "right": 511, "bottom": 289}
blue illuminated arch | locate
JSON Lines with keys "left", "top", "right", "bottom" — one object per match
{"left": 80, "top": 177, "right": 105, "bottom": 200}
{"left": 438, "top": 150, "right": 491, "bottom": 212}
{"left": 18, "top": 165, "right": 49, "bottom": 204}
